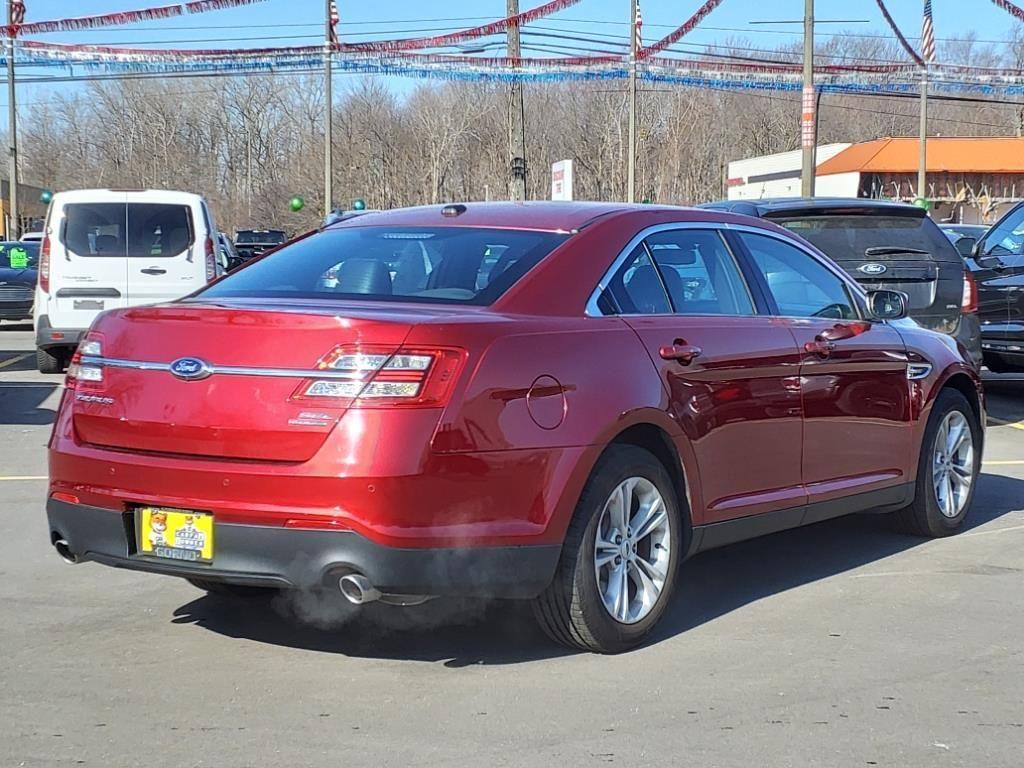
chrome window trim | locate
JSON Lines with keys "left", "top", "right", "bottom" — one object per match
{"left": 585, "top": 220, "right": 868, "bottom": 320}
{"left": 80, "top": 356, "right": 367, "bottom": 381}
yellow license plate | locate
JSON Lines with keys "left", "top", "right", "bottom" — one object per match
{"left": 137, "top": 508, "right": 214, "bottom": 563}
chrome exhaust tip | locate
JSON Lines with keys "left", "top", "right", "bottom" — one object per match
{"left": 53, "top": 539, "right": 80, "bottom": 565}
{"left": 338, "top": 573, "right": 381, "bottom": 605}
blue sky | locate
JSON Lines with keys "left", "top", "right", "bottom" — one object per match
{"left": 10, "top": 0, "right": 1021, "bottom": 107}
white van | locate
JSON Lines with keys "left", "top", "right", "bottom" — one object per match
{"left": 34, "top": 189, "right": 223, "bottom": 372}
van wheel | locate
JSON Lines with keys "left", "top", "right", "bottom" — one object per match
{"left": 532, "top": 445, "right": 683, "bottom": 654}
{"left": 36, "top": 347, "right": 64, "bottom": 374}
{"left": 893, "top": 388, "right": 981, "bottom": 538}
{"left": 186, "top": 578, "right": 277, "bottom": 599}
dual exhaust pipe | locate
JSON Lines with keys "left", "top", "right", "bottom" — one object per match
{"left": 338, "top": 573, "right": 431, "bottom": 607}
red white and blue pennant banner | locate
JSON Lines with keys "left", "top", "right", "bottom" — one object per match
{"left": 5, "top": 0, "right": 267, "bottom": 36}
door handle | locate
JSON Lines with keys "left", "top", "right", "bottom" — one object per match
{"left": 803, "top": 339, "right": 836, "bottom": 358}
{"left": 659, "top": 342, "right": 702, "bottom": 365}
{"left": 140, "top": 267, "right": 167, "bottom": 275}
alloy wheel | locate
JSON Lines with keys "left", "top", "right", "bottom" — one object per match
{"left": 932, "top": 410, "right": 975, "bottom": 519}
{"left": 593, "top": 477, "right": 672, "bottom": 625}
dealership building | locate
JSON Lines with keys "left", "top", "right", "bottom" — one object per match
{"left": 726, "top": 137, "right": 1024, "bottom": 223}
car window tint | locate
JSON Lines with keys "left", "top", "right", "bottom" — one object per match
{"left": 739, "top": 232, "right": 858, "bottom": 320}
{"left": 606, "top": 245, "right": 672, "bottom": 315}
{"left": 774, "top": 213, "right": 959, "bottom": 263}
{"left": 64, "top": 203, "right": 193, "bottom": 258}
{"left": 644, "top": 229, "right": 754, "bottom": 316}
{"left": 984, "top": 206, "right": 1024, "bottom": 264}
{"left": 198, "top": 227, "right": 567, "bottom": 306}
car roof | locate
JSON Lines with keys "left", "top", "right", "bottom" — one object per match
{"left": 51, "top": 188, "right": 206, "bottom": 205}
{"left": 702, "top": 197, "right": 925, "bottom": 218}
{"left": 325, "top": 201, "right": 705, "bottom": 233}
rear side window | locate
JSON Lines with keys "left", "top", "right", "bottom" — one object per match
{"left": 772, "top": 213, "right": 959, "bottom": 263}
{"left": 645, "top": 230, "right": 754, "bottom": 316}
{"left": 197, "top": 227, "right": 568, "bottom": 305}
{"left": 63, "top": 203, "right": 194, "bottom": 258}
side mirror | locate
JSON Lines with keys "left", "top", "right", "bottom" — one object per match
{"left": 954, "top": 236, "right": 977, "bottom": 259}
{"left": 866, "top": 289, "right": 908, "bottom": 321}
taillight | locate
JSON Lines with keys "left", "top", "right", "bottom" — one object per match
{"left": 66, "top": 334, "right": 104, "bottom": 390}
{"left": 294, "top": 346, "right": 465, "bottom": 408}
{"left": 204, "top": 237, "right": 216, "bottom": 282}
{"left": 39, "top": 235, "right": 51, "bottom": 293}
{"left": 962, "top": 271, "right": 978, "bottom": 314}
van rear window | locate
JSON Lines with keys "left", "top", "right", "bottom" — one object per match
{"left": 63, "top": 203, "right": 194, "bottom": 258}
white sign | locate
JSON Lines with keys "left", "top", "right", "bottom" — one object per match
{"left": 551, "top": 160, "right": 574, "bottom": 201}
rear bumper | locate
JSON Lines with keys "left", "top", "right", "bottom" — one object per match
{"left": 35, "top": 314, "right": 85, "bottom": 350}
{"left": 46, "top": 498, "right": 561, "bottom": 597}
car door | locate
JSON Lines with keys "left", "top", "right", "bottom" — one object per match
{"left": 732, "top": 230, "right": 914, "bottom": 515}
{"left": 126, "top": 200, "right": 203, "bottom": 307}
{"left": 975, "top": 208, "right": 1024, "bottom": 347}
{"left": 48, "top": 195, "right": 130, "bottom": 331}
{"left": 599, "top": 226, "right": 805, "bottom": 525}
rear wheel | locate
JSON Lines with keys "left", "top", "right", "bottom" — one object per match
{"left": 186, "top": 577, "right": 277, "bottom": 599}
{"left": 36, "top": 346, "right": 64, "bottom": 374}
{"left": 533, "top": 445, "right": 683, "bottom": 654}
{"left": 894, "top": 388, "right": 981, "bottom": 537}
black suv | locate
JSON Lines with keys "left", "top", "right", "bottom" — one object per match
{"left": 702, "top": 198, "right": 982, "bottom": 368}
{"left": 967, "top": 204, "right": 1024, "bottom": 372}
{"left": 233, "top": 229, "right": 288, "bottom": 262}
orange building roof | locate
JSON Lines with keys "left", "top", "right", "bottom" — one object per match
{"left": 816, "top": 137, "right": 1024, "bottom": 176}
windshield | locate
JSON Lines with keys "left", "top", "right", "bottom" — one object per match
{"left": 771, "top": 214, "right": 959, "bottom": 262}
{"left": 197, "top": 226, "right": 568, "bottom": 305}
{"left": 0, "top": 241, "right": 38, "bottom": 269}
{"left": 983, "top": 206, "right": 1024, "bottom": 256}
{"left": 63, "top": 203, "right": 194, "bottom": 258}
{"left": 235, "top": 230, "right": 286, "bottom": 245}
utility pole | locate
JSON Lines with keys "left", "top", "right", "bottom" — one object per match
{"left": 6, "top": 1, "right": 19, "bottom": 239}
{"left": 627, "top": 0, "right": 638, "bottom": 203}
{"left": 323, "top": 0, "right": 334, "bottom": 216}
{"left": 507, "top": 0, "right": 527, "bottom": 201}
{"left": 917, "top": 65, "right": 928, "bottom": 199}
{"left": 800, "top": 0, "right": 816, "bottom": 198}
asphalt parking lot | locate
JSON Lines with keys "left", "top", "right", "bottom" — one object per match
{"left": 1, "top": 322, "right": 1022, "bottom": 768}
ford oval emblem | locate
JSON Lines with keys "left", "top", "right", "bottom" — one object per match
{"left": 859, "top": 263, "right": 888, "bottom": 275}
{"left": 169, "top": 357, "right": 213, "bottom": 381}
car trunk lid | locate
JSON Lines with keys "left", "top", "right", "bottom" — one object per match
{"left": 72, "top": 302, "right": 418, "bottom": 461}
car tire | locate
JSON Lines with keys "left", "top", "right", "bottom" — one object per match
{"left": 36, "top": 346, "right": 64, "bottom": 374}
{"left": 186, "top": 578, "right": 277, "bottom": 599}
{"left": 893, "top": 388, "right": 981, "bottom": 538}
{"left": 532, "top": 445, "right": 684, "bottom": 654}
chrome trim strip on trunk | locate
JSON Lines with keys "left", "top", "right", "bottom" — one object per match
{"left": 80, "top": 356, "right": 368, "bottom": 381}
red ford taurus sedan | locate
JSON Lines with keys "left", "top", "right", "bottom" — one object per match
{"left": 47, "top": 202, "right": 983, "bottom": 653}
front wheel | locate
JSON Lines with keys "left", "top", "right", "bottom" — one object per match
{"left": 894, "top": 388, "right": 981, "bottom": 537}
{"left": 533, "top": 445, "right": 683, "bottom": 653}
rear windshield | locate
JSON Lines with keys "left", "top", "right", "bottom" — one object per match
{"left": 63, "top": 203, "right": 194, "bottom": 258}
{"left": 235, "top": 230, "right": 286, "bottom": 245}
{"left": 770, "top": 214, "right": 960, "bottom": 262}
{"left": 197, "top": 226, "right": 568, "bottom": 305}
{"left": 0, "top": 241, "right": 38, "bottom": 269}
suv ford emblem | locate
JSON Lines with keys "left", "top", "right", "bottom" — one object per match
{"left": 169, "top": 357, "right": 213, "bottom": 381}
{"left": 859, "top": 263, "right": 888, "bottom": 275}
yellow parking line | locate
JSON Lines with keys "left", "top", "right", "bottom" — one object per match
{"left": 989, "top": 415, "right": 1024, "bottom": 431}
{"left": 0, "top": 353, "right": 30, "bottom": 370}
{"left": 0, "top": 475, "right": 47, "bottom": 481}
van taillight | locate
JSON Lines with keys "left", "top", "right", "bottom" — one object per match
{"left": 294, "top": 346, "right": 465, "bottom": 408}
{"left": 204, "top": 237, "right": 216, "bottom": 282}
{"left": 962, "top": 271, "right": 978, "bottom": 314}
{"left": 39, "top": 235, "right": 51, "bottom": 293}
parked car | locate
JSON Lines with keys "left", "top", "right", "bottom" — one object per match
{"left": 217, "top": 232, "right": 241, "bottom": 271}
{"left": 33, "top": 189, "right": 223, "bottom": 374}
{"left": 233, "top": 229, "right": 287, "bottom": 261}
{"left": 47, "top": 202, "right": 983, "bottom": 653}
{"left": 965, "top": 203, "right": 1024, "bottom": 372}
{"left": 0, "top": 241, "right": 39, "bottom": 321}
{"left": 941, "top": 224, "right": 989, "bottom": 259}
{"left": 703, "top": 199, "right": 983, "bottom": 369}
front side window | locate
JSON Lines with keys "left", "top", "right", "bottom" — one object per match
{"left": 983, "top": 205, "right": 1024, "bottom": 265}
{"left": 739, "top": 232, "right": 858, "bottom": 320}
{"left": 63, "top": 203, "right": 193, "bottom": 258}
{"left": 645, "top": 229, "right": 754, "bottom": 316}
{"left": 197, "top": 226, "right": 568, "bottom": 306}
